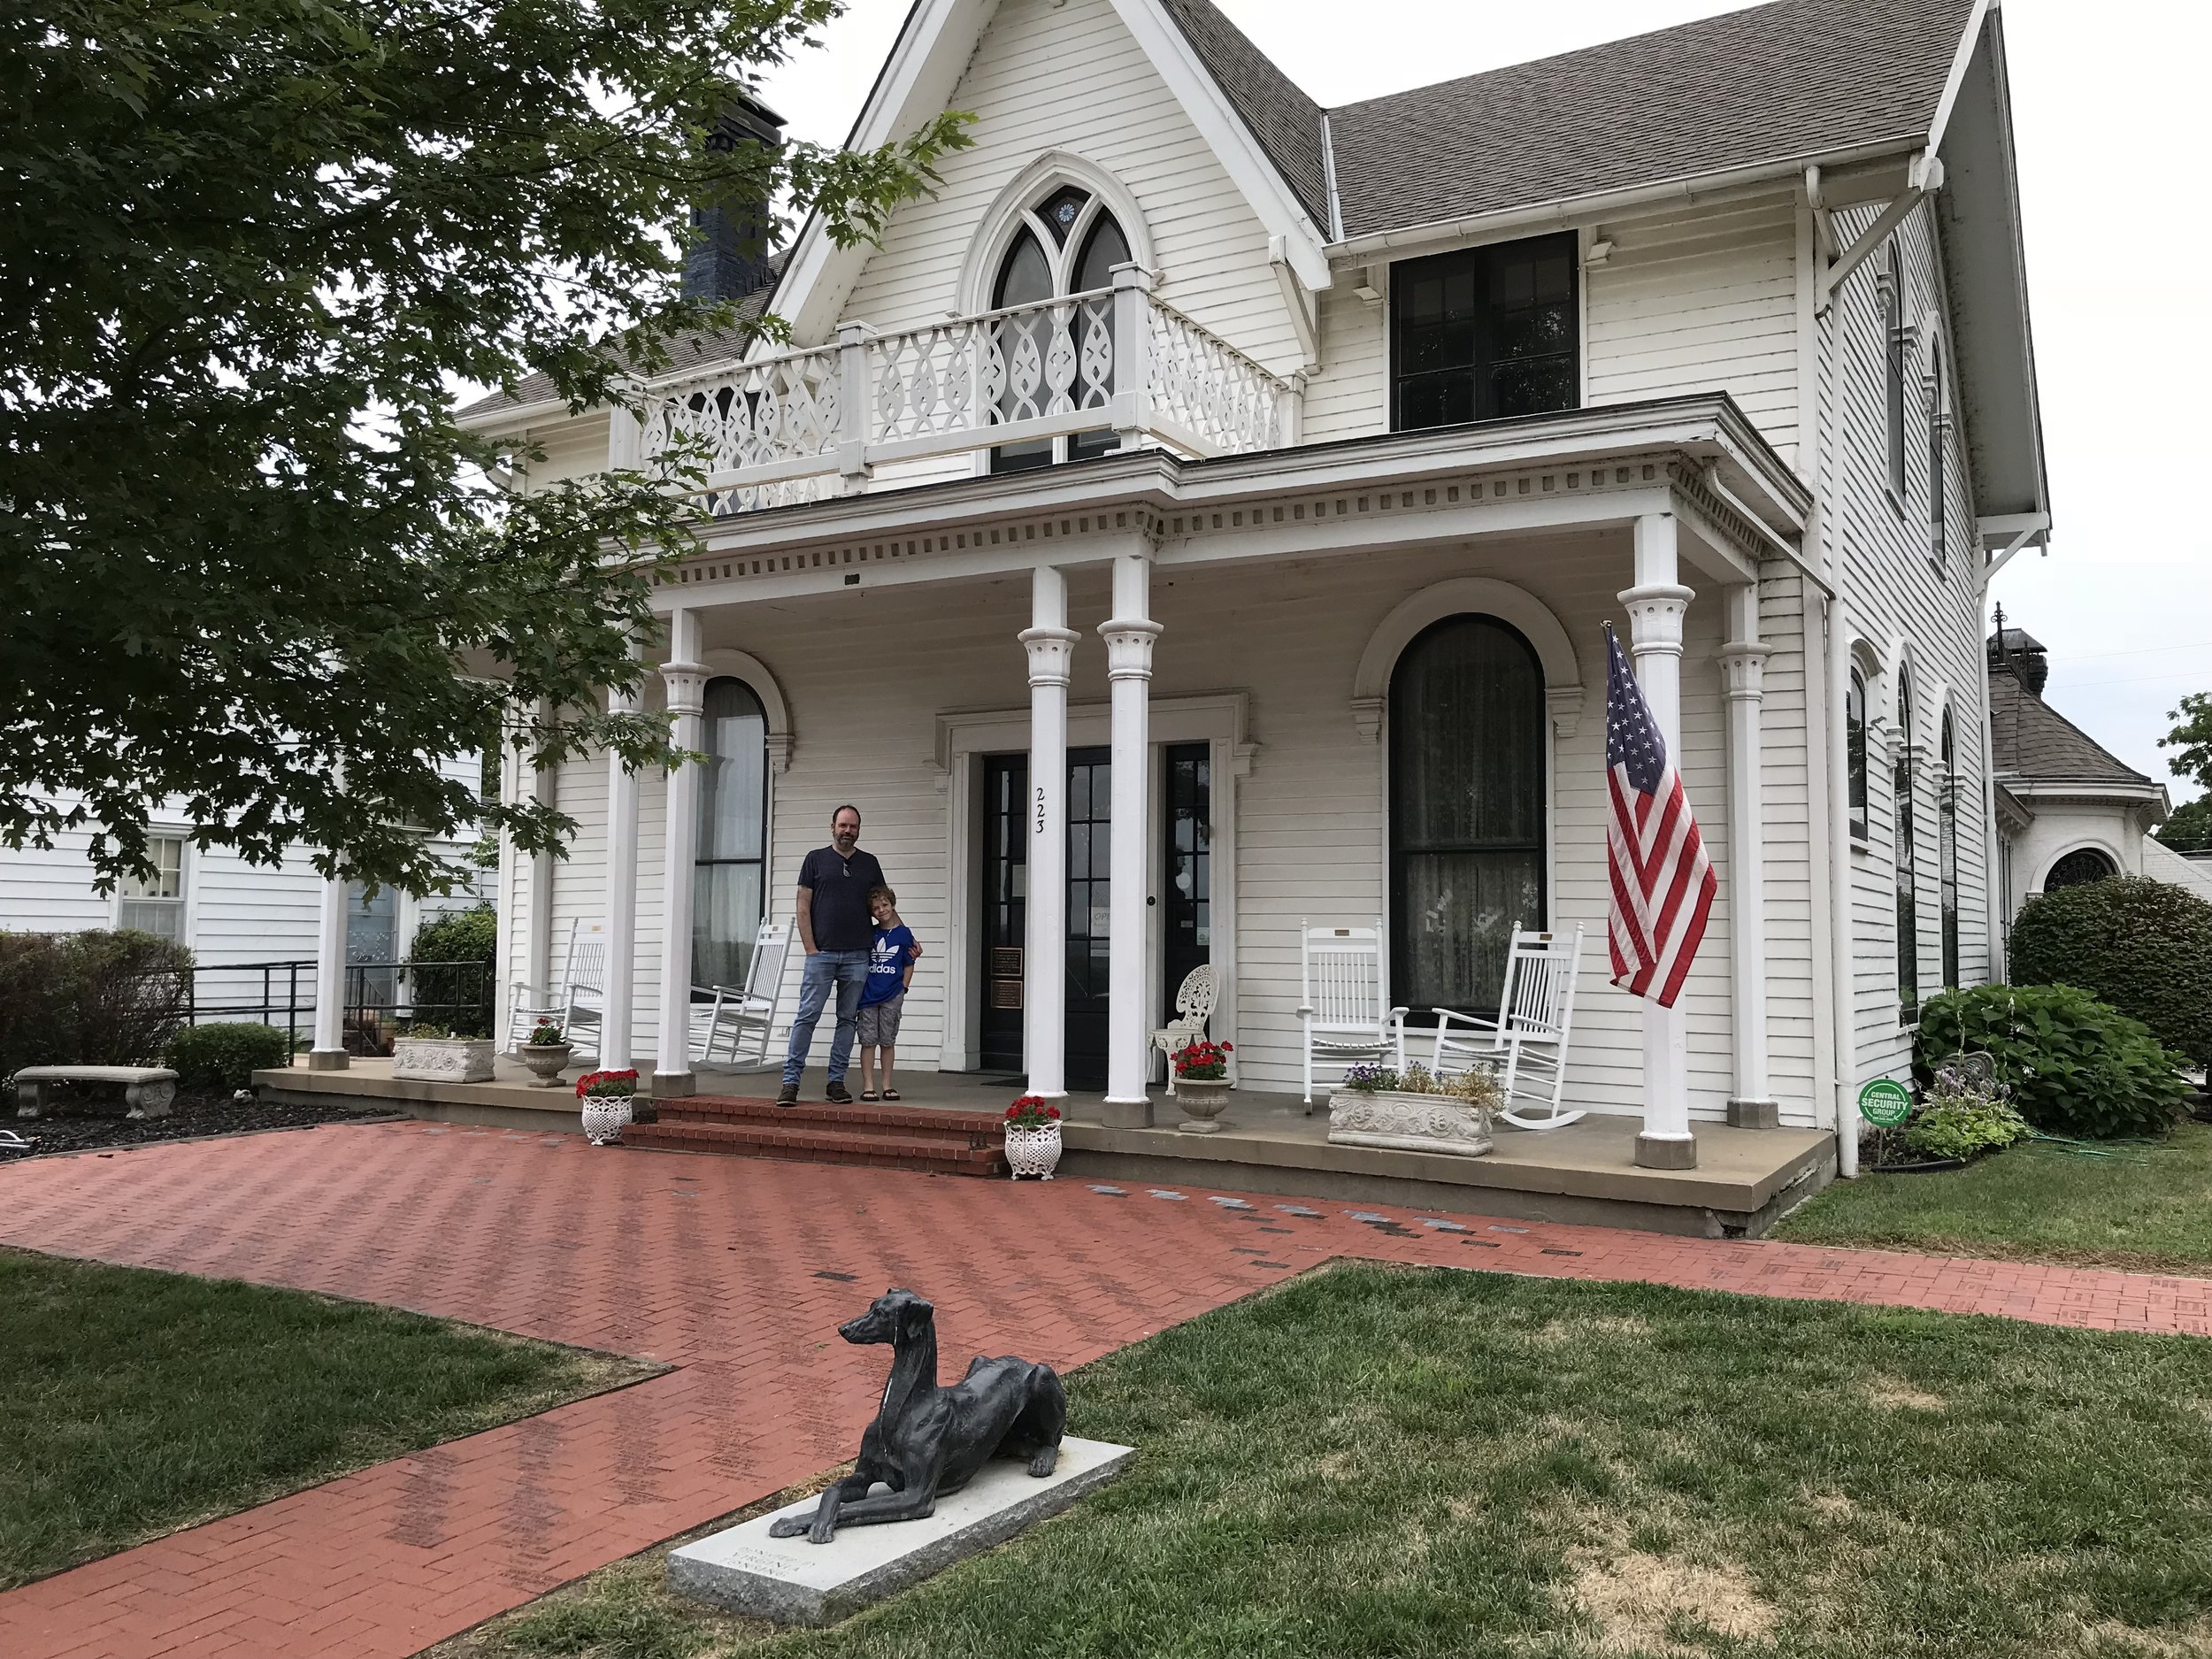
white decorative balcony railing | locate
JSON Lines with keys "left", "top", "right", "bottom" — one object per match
{"left": 625, "top": 267, "right": 1297, "bottom": 513}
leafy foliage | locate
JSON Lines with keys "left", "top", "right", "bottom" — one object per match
{"left": 0, "top": 930, "right": 192, "bottom": 1079}
{"left": 2, "top": 0, "right": 969, "bottom": 895}
{"left": 407, "top": 903, "right": 498, "bottom": 1036}
{"left": 2161, "top": 690, "right": 2212, "bottom": 795}
{"left": 1902, "top": 1090, "right": 2027, "bottom": 1162}
{"left": 2155, "top": 795, "right": 2212, "bottom": 854}
{"left": 165, "top": 1023, "right": 293, "bottom": 1092}
{"left": 2008, "top": 875, "right": 2212, "bottom": 1068}
{"left": 1916, "top": 984, "right": 2190, "bottom": 1140}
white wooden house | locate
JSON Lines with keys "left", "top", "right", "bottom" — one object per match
{"left": 454, "top": 0, "right": 2046, "bottom": 1175}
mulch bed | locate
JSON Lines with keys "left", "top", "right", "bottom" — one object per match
{"left": 0, "top": 1090, "right": 399, "bottom": 1161}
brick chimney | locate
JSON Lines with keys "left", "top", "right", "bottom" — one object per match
{"left": 684, "top": 96, "right": 786, "bottom": 303}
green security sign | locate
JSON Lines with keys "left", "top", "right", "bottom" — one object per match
{"left": 1858, "top": 1079, "right": 1913, "bottom": 1127}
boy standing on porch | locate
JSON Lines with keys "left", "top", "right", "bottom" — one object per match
{"left": 778, "top": 805, "right": 886, "bottom": 1106}
{"left": 856, "top": 886, "right": 919, "bottom": 1102}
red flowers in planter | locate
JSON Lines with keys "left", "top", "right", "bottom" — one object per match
{"left": 575, "top": 1068, "right": 640, "bottom": 1100}
{"left": 1005, "top": 1094, "right": 1062, "bottom": 1129}
{"left": 1171, "top": 1040, "right": 1233, "bottom": 1080}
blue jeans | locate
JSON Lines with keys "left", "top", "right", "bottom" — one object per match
{"left": 782, "top": 949, "right": 870, "bottom": 1087}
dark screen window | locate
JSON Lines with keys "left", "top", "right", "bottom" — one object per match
{"left": 1392, "top": 234, "right": 1578, "bottom": 431}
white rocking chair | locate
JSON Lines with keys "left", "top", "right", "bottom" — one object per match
{"left": 1429, "top": 924, "right": 1586, "bottom": 1130}
{"left": 1152, "top": 963, "right": 1219, "bottom": 1097}
{"left": 508, "top": 918, "right": 607, "bottom": 1064}
{"left": 692, "top": 921, "right": 795, "bottom": 1071}
{"left": 1298, "top": 919, "right": 1408, "bottom": 1110}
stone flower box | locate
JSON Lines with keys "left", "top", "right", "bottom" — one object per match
{"left": 1326, "top": 1089, "right": 1494, "bottom": 1157}
{"left": 390, "top": 1036, "right": 497, "bottom": 1084}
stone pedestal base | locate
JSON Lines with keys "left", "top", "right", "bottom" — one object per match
{"left": 1096, "top": 1096, "right": 1153, "bottom": 1129}
{"left": 1634, "top": 1132, "right": 1699, "bottom": 1170}
{"left": 305, "top": 1049, "right": 349, "bottom": 1072}
{"left": 669, "top": 1436, "right": 1133, "bottom": 1625}
{"left": 1726, "top": 1097, "right": 1781, "bottom": 1129}
{"left": 649, "top": 1070, "right": 696, "bottom": 1100}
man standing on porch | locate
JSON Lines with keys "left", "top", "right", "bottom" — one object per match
{"left": 778, "top": 805, "right": 887, "bottom": 1106}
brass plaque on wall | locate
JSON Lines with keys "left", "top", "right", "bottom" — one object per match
{"left": 988, "top": 948, "right": 1023, "bottom": 977}
{"left": 989, "top": 979, "right": 1025, "bottom": 1010}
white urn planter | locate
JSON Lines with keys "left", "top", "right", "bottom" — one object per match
{"left": 518, "top": 1041, "right": 573, "bottom": 1087}
{"left": 1004, "top": 1123, "right": 1063, "bottom": 1180}
{"left": 1326, "top": 1090, "right": 1494, "bottom": 1157}
{"left": 391, "top": 1036, "right": 497, "bottom": 1084}
{"left": 580, "top": 1094, "right": 634, "bottom": 1147}
{"left": 1173, "top": 1077, "right": 1233, "bottom": 1133}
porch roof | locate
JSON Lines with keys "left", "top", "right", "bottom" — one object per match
{"left": 648, "top": 391, "right": 1813, "bottom": 615}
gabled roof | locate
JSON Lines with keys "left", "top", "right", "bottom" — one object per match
{"left": 1325, "top": 0, "right": 1977, "bottom": 241}
{"left": 1154, "top": 0, "right": 1330, "bottom": 229}
{"left": 1988, "top": 666, "right": 2153, "bottom": 788}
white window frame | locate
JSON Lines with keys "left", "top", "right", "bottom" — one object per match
{"left": 116, "top": 833, "right": 188, "bottom": 944}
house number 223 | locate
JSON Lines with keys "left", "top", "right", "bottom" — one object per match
{"left": 1034, "top": 786, "right": 1046, "bottom": 834}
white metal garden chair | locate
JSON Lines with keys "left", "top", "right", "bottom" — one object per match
{"left": 1297, "top": 919, "right": 1408, "bottom": 1110}
{"left": 1152, "top": 963, "right": 1218, "bottom": 1097}
{"left": 508, "top": 918, "right": 607, "bottom": 1064}
{"left": 1428, "top": 924, "right": 1586, "bottom": 1130}
{"left": 692, "top": 921, "right": 795, "bottom": 1071}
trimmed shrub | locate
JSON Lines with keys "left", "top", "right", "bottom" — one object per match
{"left": 166, "top": 1023, "right": 292, "bottom": 1092}
{"left": 406, "top": 904, "right": 496, "bottom": 1038}
{"left": 1916, "top": 983, "right": 2192, "bottom": 1140}
{"left": 2009, "top": 875, "right": 2212, "bottom": 1069}
{"left": 0, "top": 929, "right": 192, "bottom": 1080}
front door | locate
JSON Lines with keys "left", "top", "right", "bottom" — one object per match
{"left": 977, "top": 747, "right": 1115, "bottom": 1088}
{"left": 1161, "top": 743, "right": 1211, "bottom": 1031}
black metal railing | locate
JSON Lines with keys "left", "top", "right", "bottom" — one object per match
{"left": 157, "top": 958, "right": 495, "bottom": 1062}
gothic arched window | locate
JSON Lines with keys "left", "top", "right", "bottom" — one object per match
{"left": 1847, "top": 668, "right": 1869, "bottom": 841}
{"left": 1895, "top": 672, "right": 1918, "bottom": 1025}
{"left": 1939, "top": 710, "right": 1959, "bottom": 988}
{"left": 1388, "top": 616, "right": 1547, "bottom": 1018}
{"left": 695, "top": 677, "right": 768, "bottom": 988}
{"left": 2045, "top": 848, "right": 2117, "bottom": 892}
{"left": 989, "top": 188, "right": 1131, "bottom": 472}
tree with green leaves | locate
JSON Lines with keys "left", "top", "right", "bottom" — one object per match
{"left": 3, "top": 0, "right": 969, "bottom": 893}
{"left": 2157, "top": 691, "right": 2212, "bottom": 851}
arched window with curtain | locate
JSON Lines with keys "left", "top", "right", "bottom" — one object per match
{"left": 1939, "top": 710, "right": 1959, "bottom": 988}
{"left": 1895, "top": 672, "right": 1918, "bottom": 1025}
{"left": 988, "top": 185, "right": 1131, "bottom": 472}
{"left": 1388, "top": 616, "right": 1547, "bottom": 1019}
{"left": 1847, "top": 668, "right": 1869, "bottom": 841}
{"left": 694, "top": 677, "right": 768, "bottom": 989}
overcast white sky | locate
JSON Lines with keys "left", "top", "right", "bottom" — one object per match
{"left": 750, "top": 0, "right": 2209, "bottom": 805}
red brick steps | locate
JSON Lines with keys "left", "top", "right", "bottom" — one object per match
{"left": 625, "top": 1094, "right": 1009, "bottom": 1176}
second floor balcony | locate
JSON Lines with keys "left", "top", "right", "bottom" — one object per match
{"left": 618, "top": 267, "right": 1298, "bottom": 515}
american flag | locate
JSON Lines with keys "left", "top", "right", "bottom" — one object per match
{"left": 1604, "top": 624, "right": 1716, "bottom": 1008}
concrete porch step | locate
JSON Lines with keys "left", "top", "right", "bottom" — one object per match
{"left": 627, "top": 1098, "right": 1009, "bottom": 1177}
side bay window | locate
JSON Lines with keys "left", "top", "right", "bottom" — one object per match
{"left": 1391, "top": 233, "right": 1578, "bottom": 432}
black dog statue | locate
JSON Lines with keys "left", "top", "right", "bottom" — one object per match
{"left": 770, "top": 1287, "right": 1066, "bottom": 1545}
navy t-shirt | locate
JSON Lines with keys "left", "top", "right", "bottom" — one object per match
{"left": 798, "top": 845, "right": 886, "bottom": 951}
{"left": 862, "top": 925, "right": 918, "bottom": 1007}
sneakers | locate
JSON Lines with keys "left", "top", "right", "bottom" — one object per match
{"left": 775, "top": 1082, "right": 800, "bottom": 1107}
{"left": 824, "top": 1079, "right": 854, "bottom": 1105}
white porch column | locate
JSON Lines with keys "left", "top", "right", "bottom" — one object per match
{"left": 652, "top": 610, "right": 709, "bottom": 1098}
{"left": 1099, "top": 552, "right": 1161, "bottom": 1125}
{"left": 601, "top": 664, "right": 642, "bottom": 1073}
{"left": 307, "top": 868, "right": 349, "bottom": 1070}
{"left": 1021, "top": 567, "right": 1077, "bottom": 1101}
{"left": 1622, "top": 512, "right": 1698, "bottom": 1170}
{"left": 1718, "top": 582, "right": 1778, "bottom": 1128}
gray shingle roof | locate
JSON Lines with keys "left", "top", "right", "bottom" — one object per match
{"left": 1989, "top": 667, "right": 2152, "bottom": 787}
{"left": 1325, "top": 0, "right": 1976, "bottom": 240}
{"left": 1155, "top": 0, "right": 1331, "bottom": 229}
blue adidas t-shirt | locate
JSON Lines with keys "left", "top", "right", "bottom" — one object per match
{"left": 860, "top": 924, "right": 918, "bottom": 1008}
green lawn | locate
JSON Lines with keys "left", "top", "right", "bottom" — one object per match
{"left": 1775, "top": 1119, "right": 2212, "bottom": 1273}
{"left": 0, "top": 1248, "right": 654, "bottom": 1588}
{"left": 436, "top": 1262, "right": 2212, "bottom": 1659}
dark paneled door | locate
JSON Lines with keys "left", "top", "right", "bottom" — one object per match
{"left": 977, "top": 747, "right": 1116, "bottom": 1088}
{"left": 1161, "top": 743, "right": 1211, "bottom": 1029}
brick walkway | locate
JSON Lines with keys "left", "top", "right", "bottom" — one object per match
{"left": 1, "top": 1122, "right": 2206, "bottom": 1659}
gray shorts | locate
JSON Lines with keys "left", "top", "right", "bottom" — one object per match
{"left": 856, "top": 995, "right": 905, "bottom": 1047}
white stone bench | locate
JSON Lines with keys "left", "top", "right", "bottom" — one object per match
{"left": 13, "top": 1065, "right": 177, "bottom": 1120}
